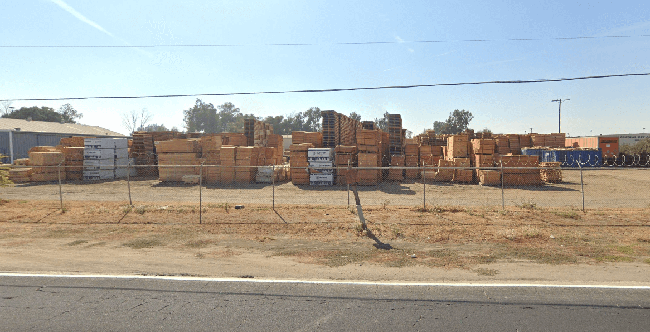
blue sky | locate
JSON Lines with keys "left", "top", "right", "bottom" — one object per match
{"left": 1, "top": 0, "right": 649, "bottom": 136}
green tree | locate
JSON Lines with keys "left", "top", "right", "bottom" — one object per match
{"left": 2, "top": 106, "right": 65, "bottom": 122}
{"left": 433, "top": 109, "right": 474, "bottom": 135}
{"left": 349, "top": 112, "right": 362, "bottom": 122}
{"left": 58, "top": 103, "right": 83, "bottom": 123}
{"left": 183, "top": 99, "right": 218, "bottom": 133}
{"left": 141, "top": 123, "right": 170, "bottom": 132}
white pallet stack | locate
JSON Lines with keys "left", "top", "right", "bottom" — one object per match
{"left": 308, "top": 148, "right": 334, "bottom": 186}
{"left": 83, "top": 138, "right": 129, "bottom": 180}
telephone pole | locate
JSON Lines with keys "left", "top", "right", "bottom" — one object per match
{"left": 552, "top": 99, "right": 569, "bottom": 133}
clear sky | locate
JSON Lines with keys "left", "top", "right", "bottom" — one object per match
{"left": 1, "top": 0, "right": 649, "bottom": 136}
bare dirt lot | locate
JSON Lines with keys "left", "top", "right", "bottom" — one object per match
{"left": 1, "top": 168, "right": 649, "bottom": 209}
{"left": 1, "top": 199, "right": 649, "bottom": 285}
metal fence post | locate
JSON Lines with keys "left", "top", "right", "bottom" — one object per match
{"left": 272, "top": 164, "right": 275, "bottom": 211}
{"left": 579, "top": 162, "right": 585, "bottom": 212}
{"left": 500, "top": 161, "right": 505, "bottom": 210}
{"left": 58, "top": 163, "right": 64, "bottom": 211}
{"left": 347, "top": 161, "right": 350, "bottom": 206}
{"left": 199, "top": 162, "right": 203, "bottom": 224}
{"left": 422, "top": 166, "right": 426, "bottom": 210}
{"left": 127, "top": 160, "right": 133, "bottom": 206}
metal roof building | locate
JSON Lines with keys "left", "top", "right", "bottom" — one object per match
{"left": 0, "top": 118, "right": 125, "bottom": 164}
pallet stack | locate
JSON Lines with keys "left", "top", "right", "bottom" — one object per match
{"left": 8, "top": 158, "right": 31, "bottom": 183}
{"left": 244, "top": 119, "right": 274, "bottom": 147}
{"left": 235, "top": 146, "right": 258, "bottom": 183}
{"left": 290, "top": 143, "right": 313, "bottom": 185}
{"left": 520, "top": 134, "right": 533, "bottom": 148}
{"left": 220, "top": 146, "right": 236, "bottom": 183}
{"left": 131, "top": 132, "right": 156, "bottom": 176}
{"left": 356, "top": 129, "right": 382, "bottom": 185}
{"left": 202, "top": 134, "right": 222, "bottom": 184}
{"left": 508, "top": 134, "right": 521, "bottom": 154}
{"left": 388, "top": 114, "right": 403, "bottom": 155}
{"left": 548, "top": 133, "right": 566, "bottom": 148}
{"left": 321, "top": 110, "right": 339, "bottom": 148}
{"left": 155, "top": 139, "right": 201, "bottom": 182}
{"left": 388, "top": 155, "right": 405, "bottom": 181}
{"left": 494, "top": 136, "right": 511, "bottom": 154}
{"left": 361, "top": 121, "right": 376, "bottom": 130}
{"left": 335, "top": 146, "right": 357, "bottom": 185}
{"left": 292, "top": 131, "right": 323, "bottom": 147}
{"left": 433, "top": 159, "right": 454, "bottom": 182}
{"left": 497, "top": 155, "right": 542, "bottom": 186}
{"left": 59, "top": 137, "right": 86, "bottom": 181}
{"left": 419, "top": 145, "right": 442, "bottom": 181}
{"left": 267, "top": 134, "right": 284, "bottom": 164}
{"left": 28, "top": 147, "right": 64, "bottom": 182}
{"left": 471, "top": 139, "right": 499, "bottom": 185}
{"left": 404, "top": 143, "right": 419, "bottom": 179}
{"left": 221, "top": 133, "right": 247, "bottom": 146}
{"left": 530, "top": 134, "right": 547, "bottom": 147}
{"left": 540, "top": 162, "right": 562, "bottom": 183}
{"left": 308, "top": 148, "right": 334, "bottom": 186}
{"left": 83, "top": 138, "right": 128, "bottom": 181}
{"left": 446, "top": 134, "right": 472, "bottom": 183}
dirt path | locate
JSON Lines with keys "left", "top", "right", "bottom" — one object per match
{"left": 2, "top": 199, "right": 650, "bottom": 284}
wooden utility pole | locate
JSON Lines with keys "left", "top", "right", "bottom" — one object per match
{"left": 552, "top": 99, "right": 569, "bottom": 133}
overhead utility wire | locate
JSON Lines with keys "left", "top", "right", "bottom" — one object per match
{"left": 2, "top": 35, "right": 649, "bottom": 48}
{"left": 3, "top": 72, "right": 649, "bottom": 102}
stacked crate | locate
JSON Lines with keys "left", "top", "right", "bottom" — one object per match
{"left": 308, "top": 148, "right": 334, "bottom": 186}
{"left": 494, "top": 136, "right": 510, "bottom": 154}
{"left": 530, "top": 134, "right": 547, "bottom": 147}
{"left": 361, "top": 121, "right": 376, "bottom": 130}
{"left": 419, "top": 145, "right": 442, "bottom": 182}
{"left": 257, "top": 147, "right": 276, "bottom": 166}
{"left": 244, "top": 119, "right": 274, "bottom": 147}
{"left": 404, "top": 143, "right": 419, "bottom": 179}
{"left": 446, "top": 135, "right": 471, "bottom": 182}
{"left": 84, "top": 139, "right": 119, "bottom": 181}
{"left": 321, "top": 110, "right": 339, "bottom": 148}
{"left": 29, "top": 147, "right": 64, "bottom": 182}
{"left": 292, "top": 131, "right": 323, "bottom": 147}
{"left": 202, "top": 135, "right": 222, "bottom": 184}
{"left": 388, "top": 155, "right": 405, "bottom": 181}
{"left": 540, "top": 162, "right": 562, "bottom": 183}
{"left": 60, "top": 146, "right": 84, "bottom": 180}
{"left": 8, "top": 158, "right": 31, "bottom": 183}
{"left": 244, "top": 119, "right": 255, "bottom": 146}
{"left": 548, "top": 133, "right": 566, "bottom": 148}
{"left": 290, "top": 143, "right": 313, "bottom": 185}
{"left": 433, "top": 159, "right": 454, "bottom": 182}
{"left": 155, "top": 139, "right": 201, "bottom": 182}
{"left": 339, "top": 114, "right": 361, "bottom": 146}
{"left": 356, "top": 129, "right": 382, "bottom": 185}
{"left": 471, "top": 139, "right": 498, "bottom": 185}
{"left": 520, "top": 134, "right": 533, "bottom": 148}
{"left": 220, "top": 146, "right": 236, "bottom": 183}
{"left": 497, "top": 155, "right": 542, "bottom": 186}
{"left": 335, "top": 145, "right": 357, "bottom": 185}
{"left": 507, "top": 134, "right": 521, "bottom": 154}
{"left": 131, "top": 132, "right": 156, "bottom": 176}
{"left": 235, "top": 146, "right": 258, "bottom": 183}
{"left": 221, "top": 133, "right": 247, "bottom": 146}
{"left": 388, "top": 114, "right": 403, "bottom": 155}
{"left": 267, "top": 134, "right": 284, "bottom": 164}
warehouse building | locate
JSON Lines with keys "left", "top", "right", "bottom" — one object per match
{"left": 0, "top": 118, "right": 124, "bottom": 164}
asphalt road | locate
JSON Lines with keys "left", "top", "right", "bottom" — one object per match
{"left": 1, "top": 275, "right": 649, "bottom": 331}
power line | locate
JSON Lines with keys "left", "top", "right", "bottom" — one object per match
{"left": 2, "top": 72, "right": 648, "bottom": 102}
{"left": 1, "top": 35, "right": 649, "bottom": 48}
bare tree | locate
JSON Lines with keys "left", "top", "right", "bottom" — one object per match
{"left": 1, "top": 100, "right": 13, "bottom": 115}
{"left": 122, "top": 108, "right": 153, "bottom": 134}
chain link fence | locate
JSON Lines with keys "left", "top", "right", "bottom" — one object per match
{"left": 2, "top": 164, "right": 648, "bottom": 224}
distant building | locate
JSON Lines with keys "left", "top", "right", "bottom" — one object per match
{"left": 610, "top": 133, "right": 650, "bottom": 146}
{"left": 0, "top": 118, "right": 125, "bottom": 164}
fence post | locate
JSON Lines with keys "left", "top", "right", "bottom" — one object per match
{"left": 58, "top": 162, "right": 64, "bottom": 212}
{"left": 127, "top": 160, "right": 133, "bottom": 206}
{"left": 422, "top": 166, "right": 426, "bottom": 210}
{"left": 500, "top": 161, "right": 505, "bottom": 210}
{"left": 199, "top": 162, "right": 203, "bottom": 224}
{"left": 272, "top": 164, "right": 275, "bottom": 211}
{"left": 347, "top": 160, "right": 350, "bottom": 206}
{"left": 579, "top": 160, "right": 585, "bottom": 212}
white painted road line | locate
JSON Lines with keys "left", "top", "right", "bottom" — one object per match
{"left": 2, "top": 272, "right": 650, "bottom": 289}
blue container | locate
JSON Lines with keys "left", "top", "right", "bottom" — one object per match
{"left": 521, "top": 148, "right": 546, "bottom": 162}
{"left": 541, "top": 149, "right": 602, "bottom": 167}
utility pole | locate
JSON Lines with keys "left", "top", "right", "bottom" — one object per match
{"left": 552, "top": 99, "right": 569, "bottom": 133}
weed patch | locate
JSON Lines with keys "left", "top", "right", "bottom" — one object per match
{"left": 66, "top": 239, "right": 88, "bottom": 246}
{"left": 123, "top": 238, "right": 163, "bottom": 249}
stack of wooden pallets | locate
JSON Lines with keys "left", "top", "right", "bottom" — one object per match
{"left": 321, "top": 110, "right": 339, "bottom": 148}
{"left": 388, "top": 114, "right": 403, "bottom": 156}
{"left": 220, "top": 146, "right": 236, "bottom": 183}
{"left": 497, "top": 155, "right": 542, "bottom": 186}
{"left": 290, "top": 143, "right": 313, "bottom": 185}
{"left": 388, "top": 155, "right": 405, "bottom": 181}
{"left": 201, "top": 134, "right": 221, "bottom": 184}
{"left": 235, "top": 146, "right": 258, "bottom": 183}
{"left": 540, "top": 162, "right": 562, "bottom": 183}
{"left": 267, "top": 134, "right": 284, "bottom": 164}
{"left": 419, "top": 145, "right": 442, "bottom": 181}
{"left": 292, "top": 131, "right": 323, "bottom": 147}
{"left": 156, "top": 139, "right": 201, "bottom": 182}
{"left": 507, "top": 134, "right": 521, "bottom": 154}
{"left": 356, "top": 129, "right": 382, "bottom": 185}
{"left": 404, "top": 143, "right": 419, "bottom": 179}
{"left": 335, "top": 145, "right": 357, "bottom": 185}
{"left": 471, "top": 139, "right": 498, "bottom": 185}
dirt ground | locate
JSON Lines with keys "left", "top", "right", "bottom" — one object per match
{"left": 1, "top": 199, "right": 649, "bottom": 285}
{"left": 1, "top": 168, "right": 649, "bottom": 209}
